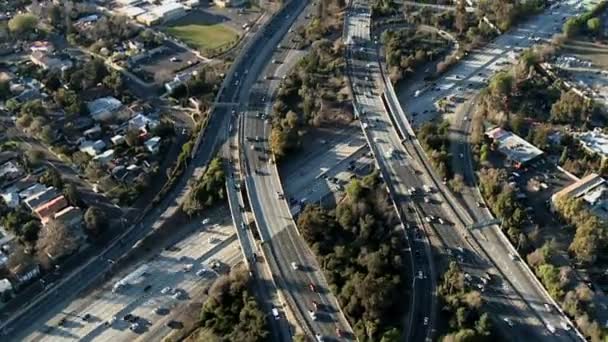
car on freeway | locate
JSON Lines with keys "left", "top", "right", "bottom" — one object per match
{"left": 166, "top": 320, "right": 183, "bottom": 329}
{"left": 315, "top": 334, "right": 324, "bottom": 342}
{"left": 547, "top": 324, "right": 556, "bottom": 333}
{"left": 423, "top": 317, "right": 429, "bottom": 325}
{"left": 561, "top": 321, "right": 571, "bottom": 331}
{"left": 271, "top": 307, "right": 280, "bottom": 320}
{"left": 291, "top": 262, "right": 299, "bottom": 270}
{"left": 161, "top": 286, "right": 172, "bottom": 295}
{"left": 504, "top": 317, "right": 514, "bottom": 326}
{"left": 312, "top": 300, "right": 320, "bottom": 311}
{"left": 309, "top": 310, "right": 317, "bottom": 320}
{"left": 308, "top": 283, "right": 317, "bottom": 292}
{"left": 336, "top": 328, "right": 344, "bottom": 337}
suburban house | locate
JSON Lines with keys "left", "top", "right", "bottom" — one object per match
{"left": 24, "top": 187, "right": 60, "bottom": 211}
{"left": 34, "top": 195, "right": 68, "bottom": 224}
{"left": 129, "top": 113, "right": 159, "bottom": 134}
{"left": 30, "top": 51, "right": 73, "bottom": 71}
{"left": 93, "top": 149, "right": 115, "bottom": 164}
{"left": 79, "top": 140, "right": 107, "bottom": 156}
{"left": 145, "top": 136, "right": 161, "bottom": 154}
{"left": 53, "top": 206, "right": 83, "bottom": 229}
{"left": 87, "top": 97, "right": 123, "bottom": 121}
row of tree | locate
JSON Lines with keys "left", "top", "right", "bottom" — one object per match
{"left": 438, "top": 262, "right": 494, "bottom": 341}
{"left": 183, "top": 158, "right": 226, "bottom": 216}
{"left": 382, "top": 28, "right": 449, "bottom": 83}
{"left": 270, "top": 39, "right": 351, "bottom": 159}
{"left": 417, "top": 120, "right": 452, "bottom": 179}
{"left": 194, "top": 266, "right": 269, "bottom": 342}
{"left": 478, "top": 168, "right": 526, "bottom": 242}
{"left": 297, "top": 172, "right": 406, "bottom": 341}
{"left": 553, "top": 195, "right": 606, "bottom": 265}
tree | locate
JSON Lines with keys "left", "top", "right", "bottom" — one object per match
{"left": 0, "top": 80, "right": 10, "bottom": 100}
{"left": 454, "top": 0, "right": 468, "bottom": 35}
{"left": 8, "top": 13, "right": 38, "bottom": 36}
{"left": 84, "top": 206, "right": 108, "bottom": 236}
{"left": 559, "top": 146, "right": 569, "bottom": 165}
{"left": 103, "top": 71, "right": 124, "bottom": 96}
{"left": 63, "top": 183, "right": 83, "bottom": 207}
{"left": 40, "top": 168, "right": 63, "bottom": 189}
{"left": 269, "top": 127, "right": 289, "bottom": 159}
{"left": 36, "top": 219, "right": 78, "bottom": 267}
{"left": 124, "top": 129, "right": 140, "bottom": 147}
{"left": 586, "top": 17, "right": 601, "bottom": 34}
{"left": 479, "top": 144, "right": 490, "bottom": 162}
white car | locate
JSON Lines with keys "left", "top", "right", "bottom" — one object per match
{"left": 161, "top": 287, "right": 172, "bottom": 295}
{"left": 196, "top": 268, "right": 207, "bottom": 276}
{"left": 425, "top": 216, "right": 432, "bottom": 223}
{"left": 315, "top": 334, "right": 324, "bottom": 342}
{"left": 547, "top": 324, "right": 556, "bottom": 333}
{"left": 271, "top": 308, "right": 280, "bottom": 320}
{"left": 291, "top": 262, "right": 299, "bottom": 271}
{"left": 309, "top": 310, "right": 317, "bottom": 320}
{"left": 423, "top": 317, "right": 429, "bottom": 325}
{"left": 561, "top": 321, "right": 571, "bottom": 331}
{"left": 504, "top": 317, "right": 514, "bottom": 326}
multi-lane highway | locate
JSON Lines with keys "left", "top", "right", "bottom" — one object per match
{"left": 226, "top": 127, "right": 295, "bottom": 341}
{"left": 14, "top": 216, "right": 242, "bottom": 342}
{"left": 0, "top": 1, "right": 303, "bottom": 340}
{"left": 237, "top": 1, "right": 355, "bottom": 340}
{"left": 346, "top": 0, "right": 591, "bottom": 341}
{"left": 387, "top": 0, "right": 589, "bottom": 340}
{"left": 344, "top": 2, "right": 436, "bottom": 341}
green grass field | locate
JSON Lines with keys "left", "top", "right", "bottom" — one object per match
{"left": 167, "top": 23, "right": 239, "bottom": 52}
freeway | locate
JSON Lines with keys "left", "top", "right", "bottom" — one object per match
{"left": 238, "top": 1, "right": 355, "bottom": 340}
{"left": 388, "top": 0, "right": 589, "bottom": 340}
{"left": 0, "top": 1, "right": 303, "bottom": 340}
{"left": 17, "top": 216, "right": 241, "bottom": 342}
{"left": 344, "top": 2, "right": 436, "bottom": 341}
{"left": 225, "top": 126, "right": 295, "bottom": 341}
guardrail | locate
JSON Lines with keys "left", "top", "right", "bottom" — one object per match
{"left": 343, "top": 2, "right": 424, "bottom": 341}
{"left": 376, "top": 27, "right": 587, "bottom": 342}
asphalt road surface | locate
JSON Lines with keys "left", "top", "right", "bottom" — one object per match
{"left": 0, "top": 2, "right": 291, "bottom": 339}
{"left": 344, "top": 1, "right": 435, "bottom": 341}
{"left": 389, "top": 0, "right": 589, "bottom": 340}
{"left": 238, "top": 1, "right": 355, "bottom": 340}
{"left": 17, "top": 218, "right": 241, "bottom": 342}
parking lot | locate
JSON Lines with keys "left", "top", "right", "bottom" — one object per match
{"left": 21, "top": 219, "right": 241, "bottom": 342}
{"left": 132, "top": 40, "right": 201, "bottom": 85}
{"left": 278, "top": 125, "right": 374, "bottom": 211}
{"left": 554, "top": 39, "right": 608, "bottom": 109}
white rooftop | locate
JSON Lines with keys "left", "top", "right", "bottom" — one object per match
{"left": 486, "top": 127, "right": 544, "bottom": 165}
{"left": 577, "top": 128, "right": 608, "bottom": 159}
{"left": 152, "top": 2, "right": 185, "bottom": 16}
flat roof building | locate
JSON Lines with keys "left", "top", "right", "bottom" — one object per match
{"left": 120, "top": 6, "right": 147, "bottom": 18}
{"left": 552, "top": 173, "right": 608, "bottom": 222}
{"left": 151, "top": 2, "right": 186, "bottom": 23}
{"left": 576, "top": 128, "right": 608, "bottom": 160}
{"left": 486, "top": 127, "right": 544, "bottom": 167}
